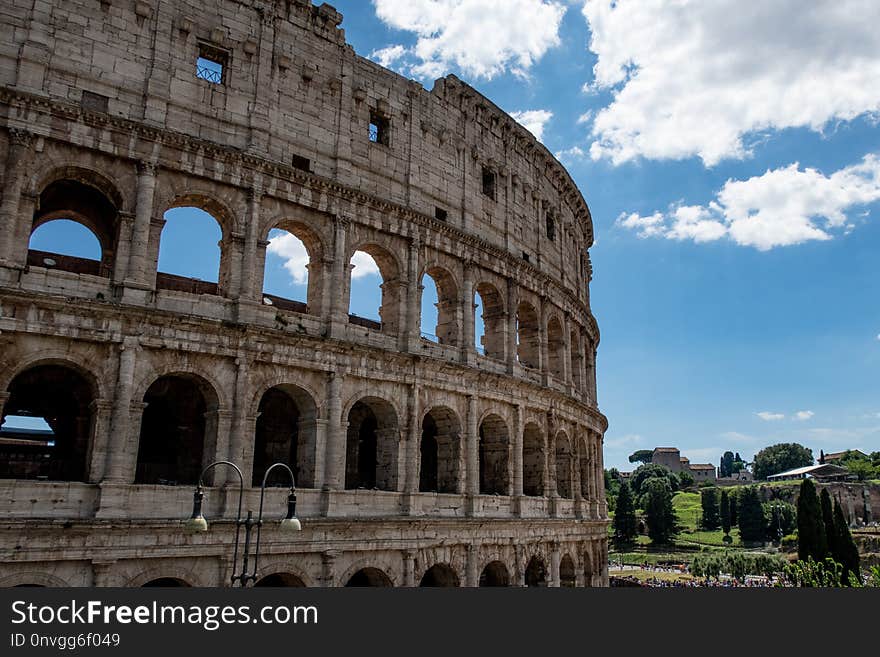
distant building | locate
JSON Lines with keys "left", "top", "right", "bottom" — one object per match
{"left": 650, "top": 447, "right": 717, "bottom": 482}
{"left": 688, "top": 464, "right": 717, "bottom": 483}
{"left": 767, "top": 463, "right": 854, "bottom": 482}
{"left": 822, "top": 450, "right": 867, "bottom": 464}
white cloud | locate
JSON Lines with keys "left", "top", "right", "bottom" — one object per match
{"left": 615, "top": 154, "right": 880, "bottom": 250}
{"left": 757, "top": 412, "right": 785, "bottom": 421}
{"left": 794, "top": 410, "right": 815, "bottom": 421}
{"left": 509, "top": 109, "right": 553, "bottom": 141}
{"left": 350, "top": 251, "right": 382, "bottom": 279}
{"left": 369, "top": 44, "right": 407, "bottom": 68}
{"left": 605, "top": 433, "right": 643, "bottom": 449}
{"left": 582, "top": 0, "right": 880, "bottom": 165}
{"left": 373, "top": 0, "right": 566, "bottom": 79}
{"left": 576, "top": 110, "right": 593, "bottom": 125}
{"left": 267, "top": 231, "right": 310, "bottom": 285}
{"left": 555, "top": 145, "right": 587, "bottom": 163}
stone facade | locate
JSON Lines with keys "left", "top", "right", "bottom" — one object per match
{"left": 0, "top": 0, "right": 608, "bottom": 587}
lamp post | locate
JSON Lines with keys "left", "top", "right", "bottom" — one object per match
{"left": 185, "top": 460, "right": 301, "bottom": 587}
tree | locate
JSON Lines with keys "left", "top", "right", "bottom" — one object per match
{"left": 677, "top": 470, "right": 694, "bottom": 489}
{"left": 832, "top": 500, "right": 860, "bottom": 585}
{"left": 613, "top": 482, "right": 638, "bottom": 547}
{"left": 720, "top": 451, "right": 734, "bottom": 478}
{"left": 797, "top": 478, "right": 828, "bottom": 562}
{"left": 720, "top": 489, "right": 731, "bottom": 536}
{"left": 643, "top": 478, "right": 676, "bottom": 545}
{"left": 752, "top": 443, "right": 813, "bottom": 480}
{"left": 820, "top": 488, "right": 836, "bottom": 557}
{"left": 628, "top": 449, "right": 653, "bottom": 465}
{"left": 630, "top": 463, "right": 678, "bottom": 497}
{"left": 737, "top": 487, "right": 765, "bottom": 543}
{"left": 764, "top": 500, "right": 796, "bottom": 541}
{"left": 700, "top": 487, "right": 721, "bottom": 530}
{"left": 729, "top": 489, "right": 738, "bottom": 526}
{"left": 819, "top": 449, "right": 825, "bottom": 464}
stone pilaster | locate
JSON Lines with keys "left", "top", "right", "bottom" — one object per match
{"left": 0, "top": 129, "right": 34, "bottom": 265}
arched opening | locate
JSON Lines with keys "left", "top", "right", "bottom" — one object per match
{"left": 525, "top": 556, "right": 547, "bottom": 587}
{"left": 345, "top": 568, "right": 392, "bottom": 587}
{"left": 579, "top": 436, "right": 591, "bottom": 499}
{"left": 156, "top": 206, "right": 224, "bottom": 295}
{"left": 135, "top": 374, "right": 215, "bottom": 485}
{"left": 560, "top": 555, "right": 576, "bottom": 587}
{"left": 29, "top": 177, "right": 119, "bottom": 277}
{"left": 547, "top": 316, "right": 565, "bottom": 380}
{"left": 419, "top": 564, "right": 460, "bottom": 587}
{"left": 253, "top": 384, "right": 318, "bottom": 488}
{"left": 254, "top": 573, "right": 305, "bottom": 587}
{"left": 479, "top": 561, "right": 510, "bottom": 587}
{"left": 1, "top": 364, "right": 95, "bottom": 482}
{"left": 516, "top": 302, "right": 540, "bottom": 369}
{"left": 555, "top": 433, "right": 573, "bottom": 499}
{"left": 142, "top": 578, "right": 190, "bottom": 587}
{"left": 348, "top": 245, "right": 400, "bottom": 334}
{"left": 522, "top": 423, "right": 545, "bottom": 497}
{"left": 474, "top": 282, "right": 504, "bottom": 359}
{"left": 570, "top": 329, "right": 583, "bottom": 390}
{"left": 262, "top": 223, "right": 323, "bottom": 315}
{"left": 479, "top": 414, "right": 509, "bottom": 495}
{"left": 419, "top": 407, "right": 461, "bottom": 494}
{"left": 420, "top": 267, "right": 459, "bottom": 345}
{"left": 345, "top": 398, "right": 399, "bottom": 491}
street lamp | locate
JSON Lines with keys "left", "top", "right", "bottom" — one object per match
{"left": 185, "top": 460, "right": 301, "bottom": 587}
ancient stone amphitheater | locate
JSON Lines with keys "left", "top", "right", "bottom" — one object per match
{"left": 0, "top": 0, "right": 608, "bottom": 587}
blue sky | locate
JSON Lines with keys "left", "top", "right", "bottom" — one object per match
{"left": 24, "top": 1, "right": 880, "bottom": 472}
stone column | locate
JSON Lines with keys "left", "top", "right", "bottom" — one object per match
{"left": 466, "top": 544, "right": 479, "bottom": 587}
{"left": 103, "top": 337, "right": 139, "bottom": 483}
{"left": 402, "top": 550, "right": 416, "bottom": 587}
{"left": 550, "top": 544, "right": 561, "bottom": 588}
{"left": 465, "top": 394, "right": 479, "bottom": 514}
{"left": 597, "top": 434, "right": 607, "bottom": 517}
{"left": 514, "top": 544, "right": 526, "bottom": 587}
{"left": 460, "top": 261, "right": 474, "bottom": 363}
{"left": 225, "top": 356, "right": 251, "bottom": 487}
{"left": 512, "top": 403, "right": 524, "bottom": 497}
{"left": 538, "top": 297, "right": 548, "bottom": 384}
{"left": 563, "top": 314, "right": 573, "bottom": 387}
{"left": 404, "top": 384, "right": 420, "bottom": 495}
{"left": 321, "top": 371, "right": 344, "bottom": 516}
{"left": 506, "top": 278, "right": 518, "bottom": 374}
{"left": 91, "top": 561, "right": 117, "bottom": 588}
{"left": 86, "top": 399, "right": 113, "bottom": 483}
{"left": 404, "top": 237, "right": 421, "bottom": 352}
{"left": 0, "top": 129, "right": 34, "bottom": 265}
{"left": 321, "top": 550, "right": 339, "bottom": 588}
{"left": 327, "top": 217, "right": 349, "bottom": 339}
{"left": 238, "top": 186, "right": 262, "bottom": 302}
{"left": 124, "top": 162, "right": 157, "bottom": 287}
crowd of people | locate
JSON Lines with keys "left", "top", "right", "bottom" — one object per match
{"left": 609, "top": 563, "right": 780, "bottom": 587}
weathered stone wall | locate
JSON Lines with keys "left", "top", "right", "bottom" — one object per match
{"left": 0, "top": 0, "right": 608, "bottom": 587}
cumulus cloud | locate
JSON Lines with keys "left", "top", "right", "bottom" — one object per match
{"left": 555, "top": 145, "right": 587, "bottom": 163}
{"left": 582, "top": 0, "right": 880, "bottom": 165}
{"left": 373, "top": 0, "right": 566, "bottom": 79}
{"left": 369, "top": 44, "right": 407, "bottom": 68}
{"left": 616, "top": 154, "right": 880, "bottom": 250}
{"left": 794, "top": 411, "right": 815, "bottom": 421}
{"left": 267, "top": 231, "right": 310, "bottom": 285}
{"left": 757, "top": 412, "right": 785, "bottom": 421}
{"left": 509, "top": 109, "right": 553, "bottom": 141}
{"left": 350, "top": 251, "right": 382, "bottom": 279}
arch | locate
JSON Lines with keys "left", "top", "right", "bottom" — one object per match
{"left": 254, "top": 573, "right": 306, "bottom": 587}
{"left": 345, "top": 567, "right": 393, "bottom": 587}
{"left": 348, "top": 242, "right": 401, "bottom": 334}
{"left": 479, "top": 561, "right": 510, "bottom": 587}
{"left": 522, "top": 422, "right": 545, "bottom": 497}
{"left": 516, "top": 301, "right": 540, "bottom": 369}
{"left": 0, "top": 572, "right": 71, "bottom": 588}
{"left": 474, "top": 282, "right": 504, "bottom": 359}
{"left": 478, "top": 413, "right": 510, "bottom": 495}
{"left": 345, "top": 397, "right": 400, "bottom": 492}
{"left": 262, "top": 220, "right": 325, "bottom": 315}
{"left": 555, "top": 432, "right": 573, "bottom": 499}
{"left": 141, "top": 577, "right": 191, "bottom": 587}
{"left": 156, "top": 205, "right": 224, "bottom": 295}
{"left": 420, "top": 406, "right": 462, "bottom": 494}
{"left": 253, "top": 384, "right": 319, "bottom": 488}
{"left": 547, "top": 315, "right": 565, "bottom": 380}
{"left": 560, "top": 554, "right": 576, "bottom": 587}
{"left": 525, "top": 556, "right": 547, "bottom": 587}
{"left": 419, "top": 563, "right": 460, "bottom": 587}
{"left": 28, "top": 172, "right": 121, "bottom": 277}
{"left": 126, "top": 566, "right": 202, "bottom": 588}
{"left": 1, "top": 363, "right": 97, "bottom": 482}
{"left": 420, "top": 264, "right": 460, "bottom": 345}
{"left": 135, "top": 373, "right": 219, "bottom": 486}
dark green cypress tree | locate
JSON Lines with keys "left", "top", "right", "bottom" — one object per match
{"left": 832, "top": 500, "right": 860, "bottom": 585}
{"left": 613, "top": 481, "right": 638, "bottom": 546}
{"left": 700, "top": 487, "right": 721, "bottom": 530}
{"left": 720, "top": 489, "right": 731, "bottom": 535}
{"left": 797, "top": 478, "right": 828, "bottom": 562}
{"left": 644, "top": 478, "right": 676, "bottom": 545}
{"left": 820, "top": 488, "right": 836, "bottom": 559}
{"left": 737, "top": 487, "right": 766, "bottom": 543}
{"left": 729, "top": 490, "right": 738, "bottom": 526}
